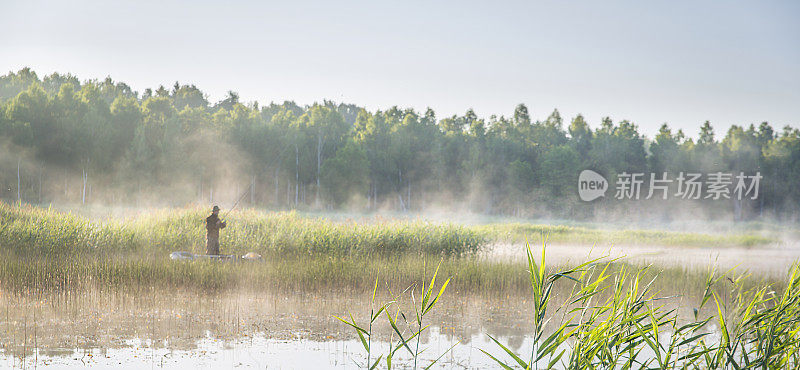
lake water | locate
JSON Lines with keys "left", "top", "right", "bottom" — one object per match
{"left": 2, "top": 241, "right": 792, "bottom": 369}
{"left": 0, "top": 289, "right": 545, "bottom": 369}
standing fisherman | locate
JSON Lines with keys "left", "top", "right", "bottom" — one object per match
{"left": 206, "top": 205, "right": 227, "bottom": 255}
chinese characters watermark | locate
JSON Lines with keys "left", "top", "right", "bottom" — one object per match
{"left": 613, "top": 172, "right": 761, "bottom": 200}
{"left": 578, "top": 170, "right": 762, "bottom": 202}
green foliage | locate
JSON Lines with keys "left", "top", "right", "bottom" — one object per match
{"left": 483, "top": 243, "right": 800, "bottom": 369}
{"left": 507, "top": 160, "right": 535, "bottom": 194}
{"left": 540, "top": 145, "right": 580, "bottom": 197}
{"left": 321, "top": 140, "right": 369, "bottom": 206}
{"left": 0, "top": 69, "right": 798, "bottom": 220}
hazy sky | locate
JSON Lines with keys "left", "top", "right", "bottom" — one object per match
{"left": 1, "top": 0, "right": 798, "bottom": 136}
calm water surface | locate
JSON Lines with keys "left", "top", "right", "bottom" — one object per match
{"left": 1, "top": 289, "right": 545, "bottom": 369}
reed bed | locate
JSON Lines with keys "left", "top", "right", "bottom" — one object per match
{"left": 339, "top": 244, "right": 800, "bottom": 369}
{"left": 0, "top": 203, "right": 486, "bottom": 258}
{"left": 480, "top": 244, "right": 800, "bottom": 369}
{"left": 476, "top": 223, "right": 777, "bottom": 247}
{"left": 0, "top": 202, "right": 784, "bottom": 294}
{"left": 3, "top": 203, "right": 799, "bottom": 367}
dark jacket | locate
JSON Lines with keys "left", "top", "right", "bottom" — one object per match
{"left": 205, "top": 213, "right": 226, "bottom": 239}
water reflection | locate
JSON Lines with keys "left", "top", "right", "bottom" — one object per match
{"left": 0, "top": 289, "right": 546, "bottom": 368}
{"left": 0, "top": 281, "right": 711, "bottom": 369}
{"left": 3, "top": 330, "right": 544, "bottom": 369}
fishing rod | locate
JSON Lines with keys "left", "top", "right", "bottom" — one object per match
{"left": 222, "top": 186, "right": 251, "bottom": 220}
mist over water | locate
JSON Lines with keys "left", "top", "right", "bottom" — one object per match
{"left": 1, "top": 0, "right": 798, "bottom": 366}
{"left": 1, "top": 68, "right": 797, "bottom": 227}
{"left": 0, "top": 31, "right": 797, "bottom": 367}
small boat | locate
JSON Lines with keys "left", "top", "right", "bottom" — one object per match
{"left": 242, "top": 252, "right": 263, "bottom": 261}
{"left": 193, "top": 254, "right": 236, "bottom": 261}
{"left": 169, "top": 251, "right": 262, "bottom": 262}
{"left": 170, "top": 251, "right": 195, "bottom": 260}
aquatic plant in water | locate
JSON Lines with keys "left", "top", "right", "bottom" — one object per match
{"left": 483, "top": 243, "right": 800, "bottom": 369}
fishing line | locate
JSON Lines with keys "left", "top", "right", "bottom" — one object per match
{"left": 222, "top": 186, "right": 251, "bottom": 220}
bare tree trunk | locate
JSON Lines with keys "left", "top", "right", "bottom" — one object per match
{"left": 38, "top": 164, "right": 42, "bottom": 204}
{"left": 407, "top": 184, "right": 411, "bottom": 211}
{"left": 371, "top": 182, "right": 376, "bottom": 209}
{"left": 17, "top": 157, "right": 21, "bottom": 204}
{"left": 316, "top": 134, "right": 323, "bottom": 207}
{"left": 81, "top": 168, "right": 86, "bottom": 205}
{"left": 81, "top": 158, "right": 90, "bottom": 205}
{"left": 398, "top": 169, "right": 405, "bottom": 211}
{"left": 295, "top": 144, "right": 299, "bottom": 207}
{"left": 367, "top": 182, "right": 372, "bottom": 209}
{"left": 274, "top": 168, "right": 279, "bottom": 206}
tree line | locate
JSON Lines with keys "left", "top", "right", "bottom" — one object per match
{"left": 1, "top": 68, "right": 798, "bottom": 221}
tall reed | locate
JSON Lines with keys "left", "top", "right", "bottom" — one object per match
{"left": 336, "top": 259, "right": 455, "bottom": 369}
{"left": 483, "top": 242, "right": 800, "bottom": 369}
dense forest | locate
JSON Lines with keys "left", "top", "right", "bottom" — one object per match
{"left": 1, "top": 68, "right": 798, "bottom": 221}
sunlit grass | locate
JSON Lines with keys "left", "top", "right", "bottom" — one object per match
{"left": 0, "top": 203, "right": 486, "bottom": 258}
{"left": 476, "top": 222, "right": 777, "bottom": 247}
{"left": 0, "top": 202, "right": 783, "bottom": 294}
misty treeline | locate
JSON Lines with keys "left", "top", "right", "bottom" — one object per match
{"left": 0, "top": 68, "right": 798, "bottom": 221}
